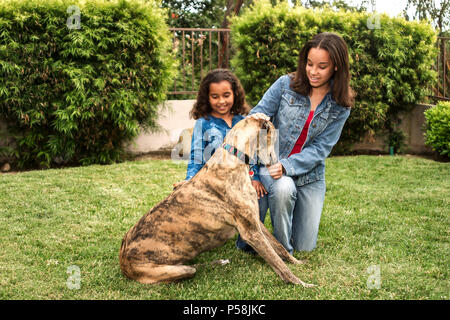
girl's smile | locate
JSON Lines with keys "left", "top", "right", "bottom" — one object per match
{"left": 209, "top": 80, "right": 234, "bottom": 118}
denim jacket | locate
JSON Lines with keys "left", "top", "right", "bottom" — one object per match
{"left": 249, "top": 74, "right": 350, "bottom": 186}
{"left": 185, "top": 114, "right": 245, "bottom": 180}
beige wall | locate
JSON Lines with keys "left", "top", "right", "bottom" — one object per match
{"left": 125, "top": 99, "right": 196, "bottom": 155}
{"left": 351, "top": 104, "right": 433, "bottom": 154}
{"left": 129, "top": 101, "right": 434, "bottom": 156}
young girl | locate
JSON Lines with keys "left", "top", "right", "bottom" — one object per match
{"left": 185, "top": 68, "right": 250, "bottom": 180}
{"left": 245, "top": 32, "right": 355, "bottom": 254}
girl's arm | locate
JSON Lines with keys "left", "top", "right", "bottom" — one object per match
{"left": 280, "top": 107, "right": 350, "bottom": 177}
{"left": 185, "top": 119, "right": 206, "bottom": 180}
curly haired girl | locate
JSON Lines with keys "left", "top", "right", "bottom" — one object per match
{"left": 185, "top": 68, "right": 251, "bottom": 180}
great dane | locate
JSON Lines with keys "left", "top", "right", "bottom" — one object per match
{"left": 119, "top": 117, "right": 314, "bottom": 287}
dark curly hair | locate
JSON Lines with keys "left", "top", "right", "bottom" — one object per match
{"left": 190, "top": 69, "right": 249, "bottom": 120}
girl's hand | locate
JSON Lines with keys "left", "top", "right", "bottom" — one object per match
{"left": 248, "top": 113, "right": 270, "bottom": 121}
{"left": 266, "top": 162, "right": 284, "bottom": 180}
{"left": 251, "top": 180, "right": 267, "bottom": 199}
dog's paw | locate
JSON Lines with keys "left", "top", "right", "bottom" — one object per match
{"left": 289, "top": 256, "right": 306, "bottom": 265}
{"left": 287, "top": 275, "right": 316, "bottom": 287}
{"left": 301, "top": 282, "right": 316, "bottom": 288}
{"left": 293, "top": 278, "right": 316, "bottom": 288}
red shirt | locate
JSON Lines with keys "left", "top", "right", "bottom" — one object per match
{"left": 289, "top": 110, "right": 314, "bottom": 156}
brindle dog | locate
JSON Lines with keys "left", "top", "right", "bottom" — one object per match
{"left": 119, "top": 117, "right": 314, "bottom": 287}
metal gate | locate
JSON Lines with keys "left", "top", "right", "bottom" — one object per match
{"left": 168, "top": 28, "right": 231, "bottom": 96}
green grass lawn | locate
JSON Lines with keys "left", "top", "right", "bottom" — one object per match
{"left": 0, "top": 155, "right": 448, "bottom": 299}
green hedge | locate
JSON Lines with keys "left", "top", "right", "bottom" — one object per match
{"left": 0, "top": 0, "right": 175, "bottom": 168}
{"left": 424, "top": 101, "right": 450, "bottom": 157}
{"left": 231, "top": 1, "right": 437, "bottom": 151}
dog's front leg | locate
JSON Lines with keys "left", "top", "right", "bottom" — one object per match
{"left": 235, "top": 213, "right": 314, "bottom": 287}
{"left": 258, "top": 220, "right": 306, "bottom": 265}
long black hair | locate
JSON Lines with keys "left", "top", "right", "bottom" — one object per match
{"left": 290, "top": 32, "right": 355, "bottom": 108}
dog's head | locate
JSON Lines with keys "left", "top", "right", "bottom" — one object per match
{"left": 224, "top": 116, "right": 278, "bottom": 166}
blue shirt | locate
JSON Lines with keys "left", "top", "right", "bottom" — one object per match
{"left": 185, "top": 114, "right": 245, "bottom": 180}
{"left": 249, "top": 75, "right": 350, "bottom": 186}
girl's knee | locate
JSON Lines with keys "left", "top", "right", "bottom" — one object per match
{"left": 270, "top": 176, "right": 297, "bottom": 200}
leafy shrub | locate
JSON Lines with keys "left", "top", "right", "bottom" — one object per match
{"left": 230, "top": 1, "right": 437, "bottom": 151}
{"left": 0, "top": 0, "right": 176, "bottom": 168}
{"left": 424, "top": 101, "right": 450, "bottom": 157}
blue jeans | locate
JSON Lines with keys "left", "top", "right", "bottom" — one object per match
{"left": 259, "top": 166, "right": 326, "bottom": 254}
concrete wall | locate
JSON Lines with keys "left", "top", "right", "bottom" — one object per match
{"left": 129, "top": 101, "right": 434, "bottom": 156}
{"left": 125, "top": 99, "right": 196, "bottom": 155}
{"left": 351, "top": 104, "right": 433, "bottom": 154}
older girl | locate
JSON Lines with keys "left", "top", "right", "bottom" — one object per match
{"left": 244, "top": 32, "right": 355, "bottom": 254}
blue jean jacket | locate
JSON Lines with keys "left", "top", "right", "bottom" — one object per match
{"left": 249, "top": 75, "right": 350, "bottom": 186}
{"left": 185, "top": 114, "right": 245, "bottom": 180}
